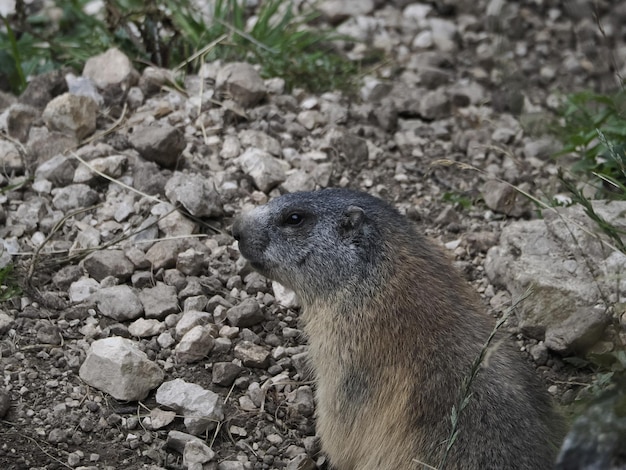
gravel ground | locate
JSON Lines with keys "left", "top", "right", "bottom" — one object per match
{"left": 1, "top": 0, "right": 625, "bottom": 469}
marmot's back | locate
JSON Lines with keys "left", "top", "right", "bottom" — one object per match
{"left": 233, "top": 189, "right": 565, "bottom": 470}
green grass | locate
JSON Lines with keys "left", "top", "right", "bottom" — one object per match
{"left": 553, "top": 89, "right": 626, "bottom": 200}
{"left": 0, "top": 264, "right": 20, "bottom": 302}
{"left": 0, "top": 0, "right": 362, "bottom": 95}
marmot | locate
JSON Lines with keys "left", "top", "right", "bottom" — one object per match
{"left": 232, "top": 188, "right": 565, "bottom": 470}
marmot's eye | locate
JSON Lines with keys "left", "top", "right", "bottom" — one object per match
{"left": 283, "top": 212, "right": 305, "bottom": 226}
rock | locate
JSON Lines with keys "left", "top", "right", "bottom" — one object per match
{"left": 485, "top": 202, "right": 626, "bottom": 352}
{"left": 145, "top": 239, "right": 189, "bottom": 270}
{"left": 176, "top": 310, "right": 213, "bottom": 338}
{"left": 42, "top": 93, "right": 98, "bottom": 140}
{"left": 212, "top": 362, "right": 242, "bottom": 387}
{"left": 429, "top": 18, "right": 458, "bottom": 52}
{"left": 0, "top": 140, "right": 23, "bottom": 174}
{"left": 69, "top": 277, "right": 100, "bottom": 303}
{"left": 326, "top": 128, "right": 369, "bottom": 166}
{"left": 34, "top": 154, "right": 77, "bottom": 187}
{"left": 176, "top": 248, "right": 206, "bottom": 276}
{"left": 147, "top": 407, "right": 176, "bottom": 430}
{"left": 164, "top": 172, "right": 223, "bottom": 218}
{"left": 79, "top": 337, "right": 164, "bottom": 401}
{"left": 226, "top": 299, "right": 265, "bottom": 327}
{"left": 318, "top": 0, "right": 375, "bottom": 24}
{"left": 556, "top": 391, "right": 626, "bottom": 470}
{"left": 166, "top": 430, "right": 206, "bottom": 454}
{"left": 183, "top": 440, "right": 216, "bottom": 466}
{"left": 0, "top": 310, "right": 14, "bottom": 335}
{"left": 234, "top": 341, "right": 270, "bottom": 368}
{"left": 83, "top": 250, "right": 134, "bottom": 282}
{"left": 139, "top": 283, "right": 179, "bottom": 319}
{"left": 420, "top": 89, "right": 451, "bottom": 120}
{"left": 27, "top": 128, "right": 77, "bottom": 164}
{"left": 0, "top": 388, "right": 10, "bottom": 419}
{"left": 237, "top": 148, "right": 287, "bottom": 193}
{"left": 83, "top": 47, "right": 138, "bottom": 94}
{"left": 129, "top": 123, "right": 185, "bottom": 168}
{"left": 140, "top": 67, "right": 174, "bottom": 96}
{"left": 288, "top": 385, "right": 315, "bottom": 417}
{"left": 481, "top": 180, "right": 529, "bottom": 217}
{"left": 216, "top": 62, "right": 267, "bottom": 108}
{"left": 73, "top": 154, "right": 127, "bottom": 184}
{"left": 6, "top": 103, "right": 39, "bottom": 143}
{"left": 51, "top": 184, "right": 99, "bottom": 211}
{"left": 175, "top": 325, "right": 215, "bottom": 363}
{"left": 272, "top": 282, "right": 299, "bottom": 309}
{"left": 91, "top": 285, "right": 144, "bottom": 321}
{"left": 286, "top": 454, "right": 317, "bottom": 470}
{"left": 36, "top": 323, "right": 62, "bottom": 344}
{"left": 281, "top": 170, "right": 317, "bottom": 193}
{"left": 18, "top": 69, "right": 68, "bottom": 109}
{"left": 156, "top": 378, "right": 224, "bottom": 435}
{"left": 128, "top": 318, "right": 165, "bottom": 338}
{"left": 239, "top": 129, "right": 282, "bottom": 156}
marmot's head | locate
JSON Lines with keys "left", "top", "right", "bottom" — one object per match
{"left": 232, "top": 189, "right": 407, "bottom": 302}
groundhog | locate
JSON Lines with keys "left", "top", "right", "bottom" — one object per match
{"left": 232, "top": 188, "right": 565, "bottom": 470}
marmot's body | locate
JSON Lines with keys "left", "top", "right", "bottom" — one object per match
{"left": 232, "top": 189, "right": 565, "bottom": 470}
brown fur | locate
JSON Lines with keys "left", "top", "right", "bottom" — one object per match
{"left": 232, "top": 189, "right": 565, "bottom": 470}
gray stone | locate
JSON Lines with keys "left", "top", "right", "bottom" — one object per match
{"left": 429, "top": 18, "right": 459, "bottom": 52}
{"left": 420, "top": 89, "right": 451, "bottom": 120}
{"left": 176, "top": 310, "right": 213, "bottom": 338}
{"left": 0, "top": 140, "right": 23, "bottom": 174}
{"left": 286, "top": 454, "right": 317, "bottom": 470}
{"left": 183, "top": 440, "right": 216, "bottom": 466}
{"left": 6, "top": 103, "right": 39, "bottom": 143}
{"left": 166, "top": 430, "right": 205, "bottom": 454}
{"left": 34, "top": 154, "right": 76, "bottom": 187}
{"left": 73, "top": 154, "right": 127, "bottom": 184}
{"left": 212, "top": 362, "right": 242, "bottom": 387}
{"left": 237, "top": 148, "right": 287, "bottom": 193}
{"left": 175, "top": 248, "right": 206, "bottom": 277}
{"left": 216, "top": 62, "right": 267, "bottom": 108}
{"left": 156, "top": 378, "right": 224, "bottom": 435}
{"left": 272, "top": 282, "right": 299, "bottom": 309}
{"left": 481, "top": 180, "right": 529, "bottom": 217}
{"left": 147, "top": 407, "right": 176, "bottom": 430}
{"left": 129, "top": 123, "right": 185, "bottom": 168}
{"left": 79, "top": 337, "right": 164, "bottom": 401}
{"left": 288, "top": 385, "right": 315, "bottom": 417}
{"left": 27, "top": 128, "right": 77, "bottom": 164}
{"left": 145, "top": 239, "right": 189, "bottom": 270}
{"left": 83, "top": 47, "right": 139, "bottom": 93}
{"left": 42, "top": 93, "right": 97, "bottom": 140}
{"left": 91, "top": 285, "right": 144, "bottom": 321}
{"left": 234, "top": 341, "right": 270, "bottom": 368}
{"left": 19, "top": 68, "right": 67, "bottom": 109}
{"left": 139, "top": 283, "right": 179, "bottom": 319}
{"left": 239, "top": 129, "right": 282, "bottom": 156}
{"left": 83, "top": 250, "right": 134, "bottom": 282}
{"left": 69, "top": 277, "right": 100, "bottom": 303}
{"left": 152, "top": 202, "right": 196, "bottom": 237}
{"left": 0, "top": 388, "right": 10, "bottom": 419}
{"left": 164, "top": 172, "right": 223, "bottom": 218}
{"left": 128, "top": 318, "right": 165, "bottom": 338}
{"left": 0, "top": 310, "right": 14, "bottom": 335}
{"left": 485, "top": 201, "right": 626, "bottom": 352}
{"left": 281, "top": 170, "right": 316, "bottom": 194}
{"left": 318, "top": 0, "right": 374, "bottom": 24}
{"left": 227, "top": 299, "right": 265, "bottom": 327}
{"left": 51, "top": 184, "right": 99, "bottom": 211}
{"left": 175, "top": 325, "right": 215, "bottom": 363}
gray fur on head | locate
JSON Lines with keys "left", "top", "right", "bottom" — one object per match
{"left": 232, "top": 189, "right": 403, "bottom": 304}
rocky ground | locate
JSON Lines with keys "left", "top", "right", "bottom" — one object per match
{"left": 1, "top": 0, "right": 626, "bottom": 469}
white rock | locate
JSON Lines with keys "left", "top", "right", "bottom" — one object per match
{"left": 79, "top": 337, "right": 164, "bottom": 401}
{"left": 237, "top": 148, "right": 287, "bottom": 193}
{"left": 156, "top": 379, "right": 224, "bottom": 435}
{"left": 272, "top": 282, "right": 299, "bottom": 309}
{"left": 69, "top": 277, "right": 100, "bottom": 303}
{"left": 128, "top": 318, "right": 165, "bottom": 338}
{"left": 42, "top": 93, "right": 98, "bottom": 140}
{"left": 91, "top": 285, "right": 144, "bottom": 321}
{"left": 176, "top": 310, "right": 213, "bottom": 338}
{"left": 175, "top": 325, "right": 215, "bottom": 364}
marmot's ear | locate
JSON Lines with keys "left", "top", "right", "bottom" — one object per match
{"left": 340, "top": 206, "right": 365, "bottom": 237}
